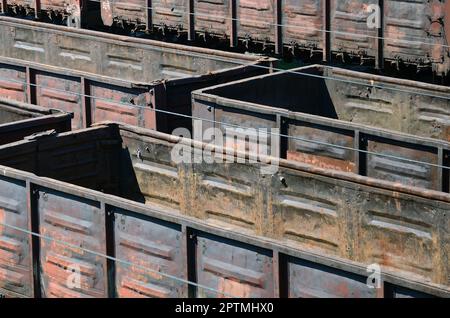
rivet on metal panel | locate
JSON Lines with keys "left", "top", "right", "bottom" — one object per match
{"left": 279, "top": 176, "right": 288, "bottom": 188}
{"left": 189, "top": 233, "right": 197, "bottom": 244}
{"left": 136, "top": 149, "right": 142, "bottom": 161}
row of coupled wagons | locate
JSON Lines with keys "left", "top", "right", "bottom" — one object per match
{"left": 0, "top": 0, "right": 448, "bottom": 299}
{"left": 0, "top": 0, "right": 450, "bottom": 78}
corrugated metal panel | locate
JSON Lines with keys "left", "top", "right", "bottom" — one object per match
{"left": 214, "top": 107, "right": 278, "bottom": 152}
{"left": 383, "top": 0, "right": 450, "bottom": 74}
{"left": 0, "top": 16, "right": 263, "bottom": 83}
{"left": 357, "top": 189, "right": 438, "bottom": 280}
{"left": 89, "top": 82, "right": 151, "bottom": 128}
{"left": 101, "top": 43, "right": 146, "bottom": 82}
{"left": 195, "top": 0, "right": 230, "bottom": 38}
{"left": 0, "top": 123, "right": 448, "bottom": 298}
{"left": 330, "top": 0, "right": 378, "bottom": 58}
{"left": 192, "top": 162, "right": 262, "bottom": 232}
{"left": 410, "top": 93, "right": 450, "bottom": 142}
{"left": 236, "top": 0, "right": 276, "bottom": 44}
{"left": 325, "top": 74, "right": 404, "bottom": 134}
{"left": 366, "top": 137, "right": 439, "bottom": 190}
{"left": 271, "top": 169, "right": 345, "bottom": 257}
{"left": 152, "top": 0, "right": 189, "bottom": 30}
{"left": 102, "top": 0, "right": 147, "bottom": 27}
{"left": 384, "top": 0, "right": 431, "bottom": 62}
{"left": 286, "top": 257, "right": 376, "bottom": 298}
{"left": 37, "top": 187, "right": 107, "bottom": 298}
{"left": 195, "top": 231, "right": 274, "bottom": 298}
{"left": 120, "top": 129, "right": 185, "bottom": 212}
{"left": 113, "top": 208, "right": 186, "bottom": 298}
{"left": 0, "top": 63, "right": 26, "bottom": 103}
{"left": 192, "top": 65, "right": 450, "bottom": 192}
{"left": 287, "top": 121, "right": 356, "bottom": 173}
{"left": 283, "top": 0, "right": 323, "bottom": 49}
{"left": 35, "top": 71, "right": 83, "bottom": 130}
{"left": 0, "top": 176, "right": 32, "bottom": 298}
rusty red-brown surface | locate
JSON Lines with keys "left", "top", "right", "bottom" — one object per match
{"left": 0, "top": 176, "right": 32, "bottom": 298}
{"left": 2, "top": 1, "right": 449, "bottom": 74}
{"left": 192, "top": 64, "right": 450, "bottom": 192}
{"left": 92, "top": 0, "right": 450, "bottom": 74}
{"left": 0, "top": 16, "right": 272, "bottom": 132}
{"left": 0, "top": 123, "right": 448, "bottom": 298}
{"left": 1, "top": 0, "right": 85, "bottom": 18}
{"left": 114, "top": 209, "right": 186, "bottom": 298}
{"left": 38, "top": 188, "right": 107, "bottom": 298}
{"left": 0, "top": 122, "right": 447, "bottom": 298}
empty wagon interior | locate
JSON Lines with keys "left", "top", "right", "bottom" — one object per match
{"left": 0, "top": 122, "right": 447, "bottom": 298}
{"left": 0, "top": 98, "right": 58, "bottom": 125}
{"left": 0, "top": 98, "right": 72, "bottom": 146}
{"left": 202, "top": 65, "right": 450, "bottom": 141}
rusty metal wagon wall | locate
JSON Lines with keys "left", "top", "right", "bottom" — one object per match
{"left": 0, "top": 122, "right": 447, "bottom": 298}
{"left": 98, "top": 0, "right": 450, "bottom": 76}
{"left": 0, "top": 0, "right": 90, "bottom": 27}
{"left": 192, "top": 64, "right": 450, "bottom": 192}
{"left": 0, "top": 16, "right": 274, "bottom": 132}
{"left": 2, "top": 1, "right": 449, "bottom": 76}
{"left": 0, "top": 97, "right": 72, "bottom": 145}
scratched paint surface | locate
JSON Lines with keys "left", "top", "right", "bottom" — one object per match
{"left": 0, "top": 124, "right": 447, "bottom": 297}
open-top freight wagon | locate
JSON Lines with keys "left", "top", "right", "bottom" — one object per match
{"left": 0, "top": 16, "right": 274, "bottom": 132}
{"left": 0, "top": 122, "right": 448, "bottom": 298}
{"left": 2, "top": 0, "right": 449, "bottom": 77}
{"left": 95, "top": 0, "right": 450, "bottom": 76}
{"left": 192, "top": 64, "right": 450, "bottom": 193}
{"left": 0, "top": 97, "right": 72, "bottom": 145}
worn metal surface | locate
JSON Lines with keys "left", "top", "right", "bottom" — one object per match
{"left": 195, "top": 232, "right": 274, "bottom": 298}
{"left": 113, "top": 124, "right": 450, "bottom": 294}
{"left": 286, "top": 257, "right": 377, "bottom": 298}
{"left": 0, "top": 16, "right": 269, "bottom": 82}
{"left": 0, "top": 123, "right": 448, "bottom": 298}
{"left": 0, "top": 58, "right": 163, "bottom": 130}
{"left": 192, "top": 64, "right": 450, "bottom": 192}
{"left": 0, "top": 123, "right": 447, "bottom": 298}
{"left": 0, "top": 0, "right": 85, "bottom": 27}
{"left": 2, "top": 1, "right": 449, "bottom": 74}
{"left": 0, "top": 16, "right": 272, "bottom": 132}
{"left": 113, "top": 208, "right": 186, "bottom": 298}
{"left": 0, "top": 176, "right": 32, "bottom": 297}
{"left": 38, "top": 187, "right": 107, "bottom": 298}
{"left": 96, "top": 0, "right": 450, "bottom": 75}
{"left": 0, "top": 97, "right": 72, "bottom": 145}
